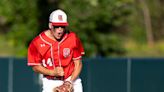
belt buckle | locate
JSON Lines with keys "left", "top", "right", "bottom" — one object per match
{"left": 54, "top": 76, "right": 63, "bottom": 80}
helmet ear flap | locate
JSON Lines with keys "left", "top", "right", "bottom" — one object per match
{"left": 49, "top": 23, "right": 53, "bottom": 29}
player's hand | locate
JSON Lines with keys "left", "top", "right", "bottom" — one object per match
{"left": 49, "top": 67, "right": 64, "bottom": 76}
{"left": 54, "top": 67, "right": 64, "bottom": 76}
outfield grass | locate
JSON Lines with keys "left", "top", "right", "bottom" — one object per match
{"left": 0, "top": 34, "right": 14, "bottom": 57}
{"left": 124, "top": 40, "right": 164, "bottom": 57}
{"left": 0, "top": 34, "right": 164, "bottom": 58}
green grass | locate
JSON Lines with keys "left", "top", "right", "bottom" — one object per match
{"left": 124, "top": 40, "right": 164, "bottom": 57}
{"left": 0, "top": 34, "right": 14, "bottom": 57}
{"left": 1, "top": 34, "right": 164, "bottom": 58}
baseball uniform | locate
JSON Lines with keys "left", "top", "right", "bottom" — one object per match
{"left": 28, "top": 30, "right": 85, "bottom": 92}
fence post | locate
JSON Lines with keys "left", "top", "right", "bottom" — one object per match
{"left": 127, "top": 58, "right": 131, "bottom": 92}
{"left": 8, "top": 57, "right": 14, "bottom": 92}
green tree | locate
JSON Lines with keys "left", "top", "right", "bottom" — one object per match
{"left": 0, "top": 0, "right": 38, "bottom": 57}
{"left": 59, "top": 0, "right": 133, "bottom": 57}
{"left": 2, "top": 0, "right": 163, "bottom": 57}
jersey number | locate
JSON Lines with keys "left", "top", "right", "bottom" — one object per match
{"left": 42, "top": 58, "right": 53, "bottom": 67}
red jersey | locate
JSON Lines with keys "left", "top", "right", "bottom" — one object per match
{"left": 27, "top": 31, "right": 85, "bottom": 79}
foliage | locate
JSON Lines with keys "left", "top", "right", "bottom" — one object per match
{"left": 59, "top": 0, "right": 133, "bottom": 57}
{"left": 0, "top": 0, "right": 38, "bottom": 57}
{"left": 0, "top": 0, "right": 164, "bottom": 57}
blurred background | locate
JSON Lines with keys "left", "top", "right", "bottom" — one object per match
{"left": 1, "top": 0, "right": 164, "bottom": 57}
{"left": 0, "top": 0, "right": 164, "bottom": 92}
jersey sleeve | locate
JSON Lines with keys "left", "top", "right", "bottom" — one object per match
{"left": 72, "top": 36, "right": 85, "bottom": 61}
{"left": 27, "top": 41, "right": 42, "bottom": 66}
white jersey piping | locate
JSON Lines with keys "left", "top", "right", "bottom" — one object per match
{"left": 39, "top": 34, "right": 55, "bottom": 68}
{"left": 58, "top": 34, "right": 68, "bottom": 67}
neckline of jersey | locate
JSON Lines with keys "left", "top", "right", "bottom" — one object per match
{"left": 41, "top": 30, "right": 68, "bottom": 44}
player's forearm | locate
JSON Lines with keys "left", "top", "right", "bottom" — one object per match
{"left": 70, "top": 60, "right": 82, "bottom": 82}
{"left": 32, "top": 65, "right": 55, "bottom": 76}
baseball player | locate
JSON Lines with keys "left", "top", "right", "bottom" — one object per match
{"left": 27, "top": 9, "right": 85, "bottom": 92}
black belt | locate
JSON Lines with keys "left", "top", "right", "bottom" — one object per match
{"left": 44, "top": 75, "right": 64, "bottom": 80}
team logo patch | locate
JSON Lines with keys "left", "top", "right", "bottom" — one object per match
{"left": 63, "top": 48, "right": 70, "bottom": 58}
{"left": 40, "top": 43, "right": 45, "bottom": 47}
{"left": 58, "top": 15, "right": 63, "bottom": 21}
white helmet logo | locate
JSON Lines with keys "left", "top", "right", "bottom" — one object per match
{"left": 58, "top": 15, "right": 63, "bottom": 21}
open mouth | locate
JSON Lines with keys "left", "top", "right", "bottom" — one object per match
{"left": 56, "top": 32, "right": 64, "bottom": 38}
{"left": 58, "top": 32, "right": 63, "bottom": 36}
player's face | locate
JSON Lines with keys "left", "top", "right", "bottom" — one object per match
{"left": 51, "top": 26, "right": 65, "bottom": 40}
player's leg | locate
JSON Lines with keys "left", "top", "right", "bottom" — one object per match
{"left": 73, "top": 78, "right": 83, "bottom": 92}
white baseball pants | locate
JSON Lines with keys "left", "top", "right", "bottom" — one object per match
{"left": 41, "top": 76, "right": 83, "bottom": 92}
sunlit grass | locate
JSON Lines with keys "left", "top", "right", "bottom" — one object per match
{"left": 0, "top": 34, "right": 14, "bottom": 57}
{"left": 1, "top": 34, "right": 164, "bottom": 58}
{"left": 124, "top": 39, "right": 164, "bottom": 57}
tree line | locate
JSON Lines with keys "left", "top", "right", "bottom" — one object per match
{"left": 0, "top": 0, "right": 164, "bottom": 57}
